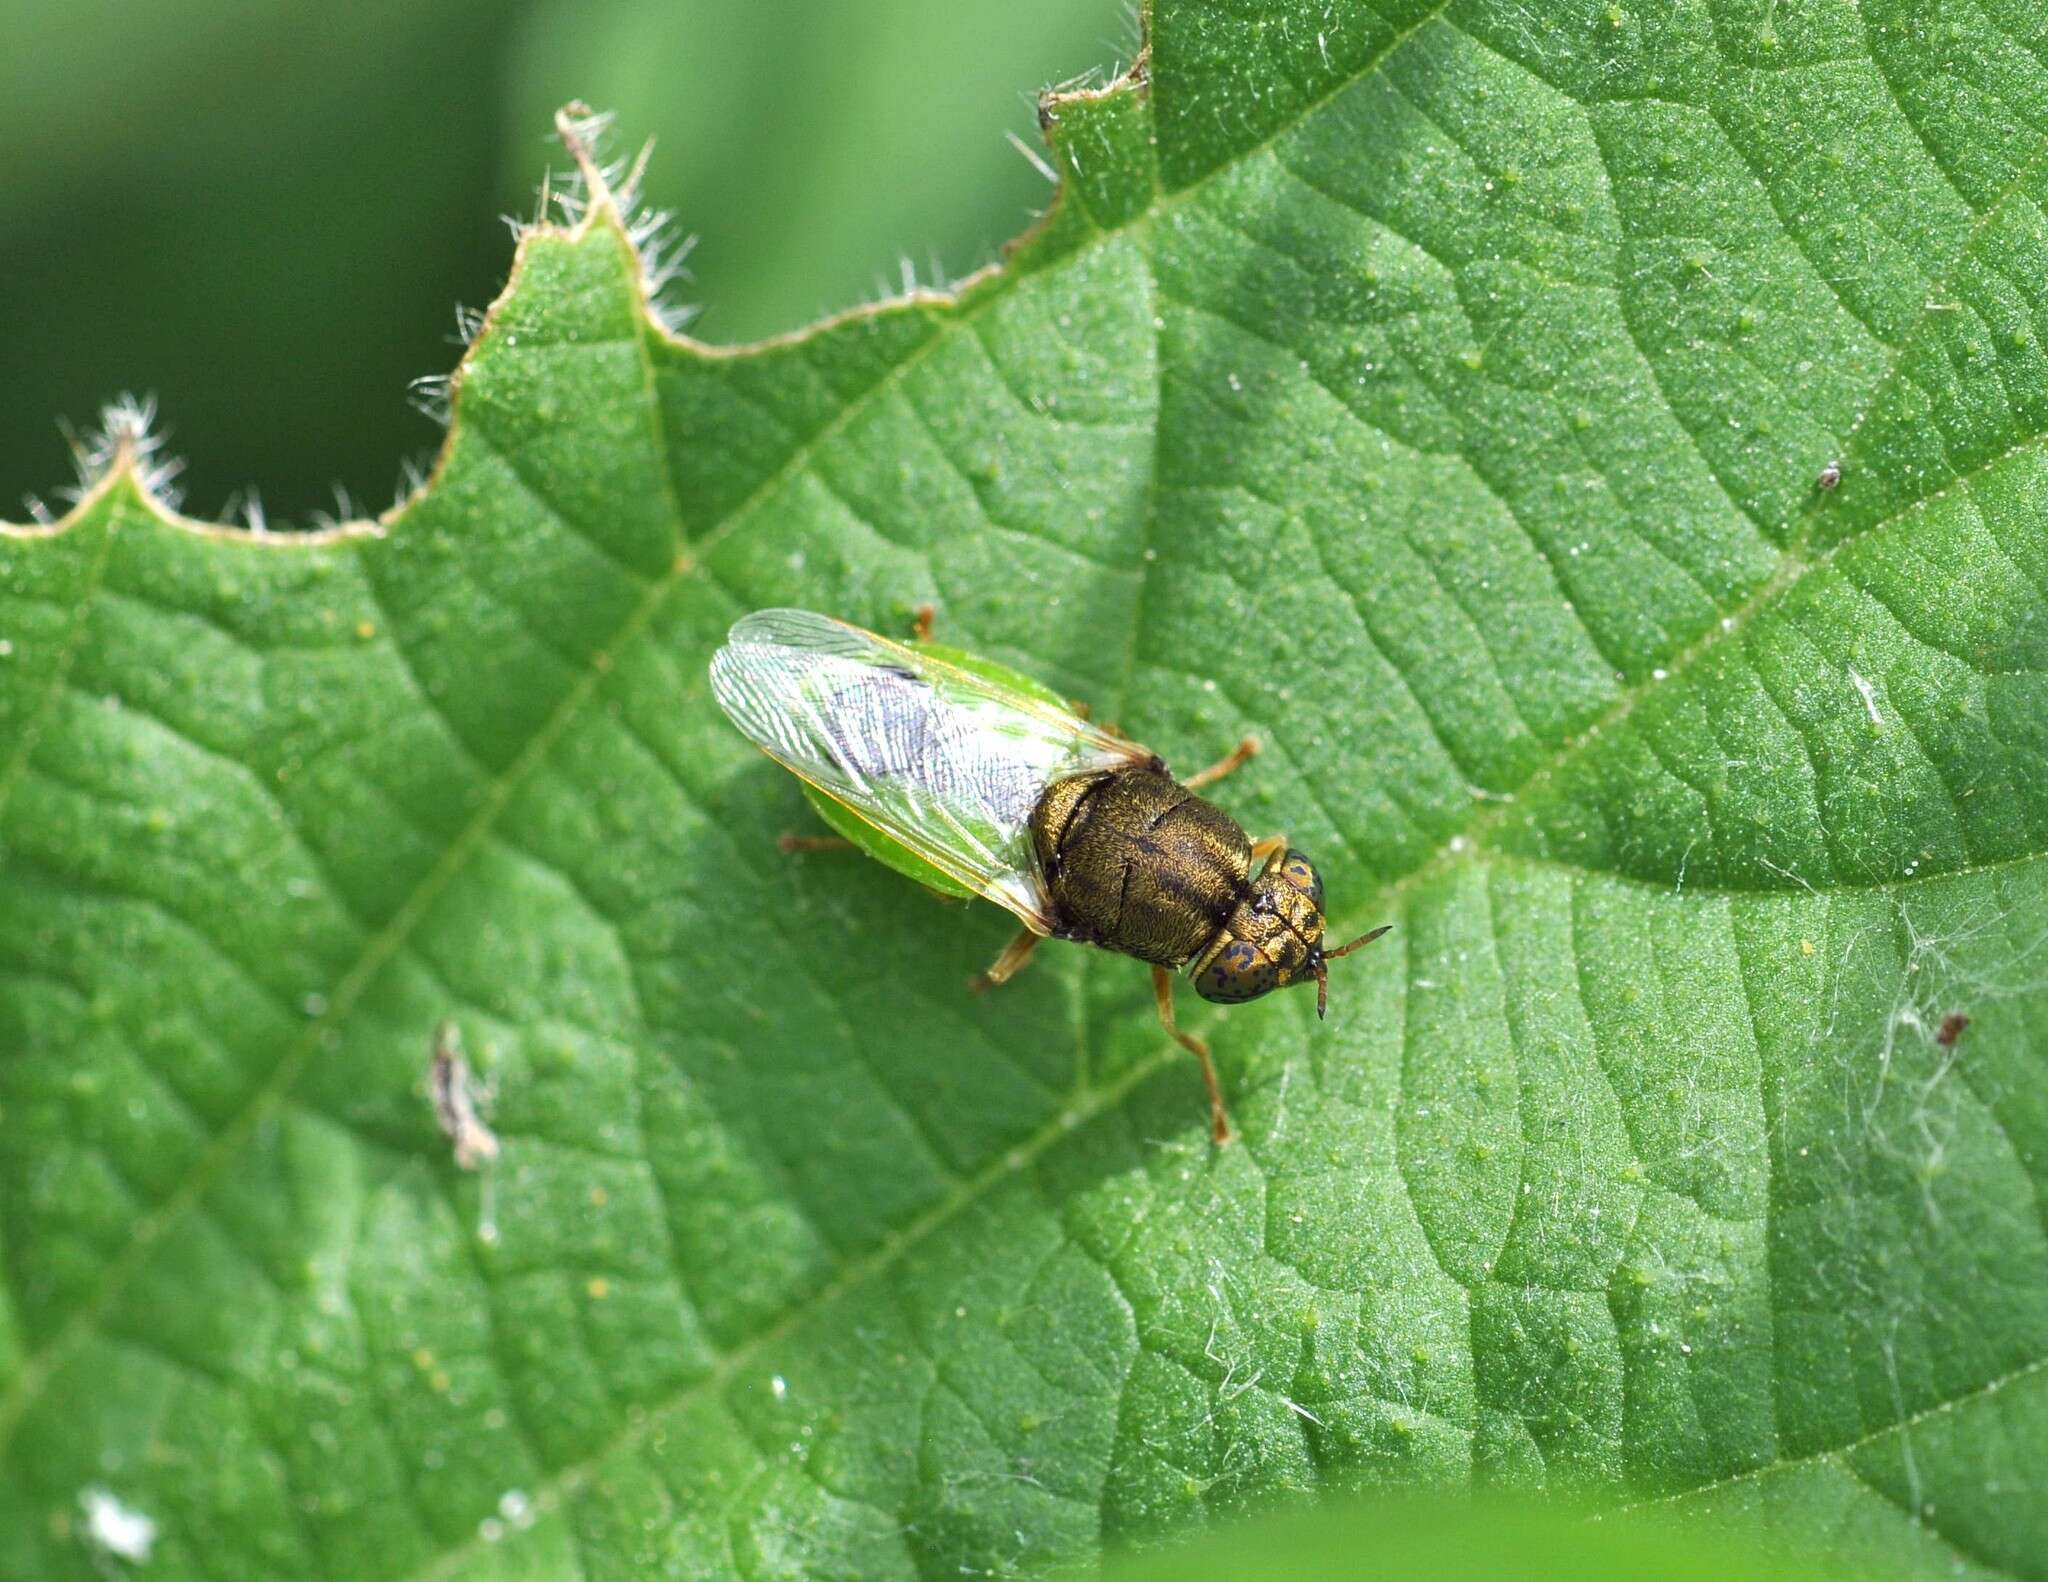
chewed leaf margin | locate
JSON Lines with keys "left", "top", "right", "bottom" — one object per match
{"left": 2, "top": 66, "right": 1153, "bottom": 546}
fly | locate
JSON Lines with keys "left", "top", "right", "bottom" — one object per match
{"left": 709, "top": 608, "right": 1389, "bottom": 1143}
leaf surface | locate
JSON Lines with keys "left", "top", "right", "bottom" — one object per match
{"left": 5, "top": 5, "right": 2048, "bottom": 1578}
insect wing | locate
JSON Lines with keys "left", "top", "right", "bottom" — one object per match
{"left": 710, "top": 610, "right": 1143, "bottom": 930}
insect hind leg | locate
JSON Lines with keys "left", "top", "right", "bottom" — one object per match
{"left": 971, "top": 927, "right": 1042, "bottom": 993}
{"left": 778, "top": 833, "right": 856, "bottom": 853}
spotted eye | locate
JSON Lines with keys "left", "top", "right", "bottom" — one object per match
{"left": 1278, "top": 849, "right": 1324, "bottom": 910}
{"left": 1194, "top": 938, "right": 1279, "bottom": 1004}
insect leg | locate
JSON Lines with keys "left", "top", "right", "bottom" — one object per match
{"left": 1152, "top": 965, "right": 1235, "bottom": 1145}
{"left": 971, "top": 927, "right": 1043, "bottom": 993}
{"left": 1248, "top": 833, "right": 1290, "bottom": 868}
{"left": 777, "top": 833, "right": 856, "bottom": 853}
{"left": 1181, "top": 735, "right": 1261, "bottom": 790}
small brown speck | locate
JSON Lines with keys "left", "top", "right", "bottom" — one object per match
{"left": 1816, "top": 460, "right": 1843, "bottom": 491}
{"left": 1936, "top": 1012, "right": 1969, "bottom": 1048}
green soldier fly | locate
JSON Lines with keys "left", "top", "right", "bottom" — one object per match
{"left": 710, "top": 608, "right": 1389, "bottom": 1143}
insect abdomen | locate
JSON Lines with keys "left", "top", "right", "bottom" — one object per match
{"left": 1032, "top": 768, "right": 1251, "bottom": 965}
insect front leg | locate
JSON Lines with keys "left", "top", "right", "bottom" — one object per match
{"left": 1182, "top": 735, "right": 1260, "bottom": 790}
{"left": 1248, "top": 833, "right": 1289, "bottom": 868}
{"left": 971, "top": 927, "right": 1043, "bottom": 993}
{"left": 1152, "top": 965, "right": 1235, "bottom": 1145}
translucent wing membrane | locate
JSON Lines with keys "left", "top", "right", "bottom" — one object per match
{"left": 711, "top": 610, "right": 1145, "bottom": 931}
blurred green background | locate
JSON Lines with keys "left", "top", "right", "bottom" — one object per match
{"left": 5, "top": 0, "right": 1126, "bottom": 523}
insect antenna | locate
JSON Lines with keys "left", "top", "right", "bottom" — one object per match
{"left": 1316, "top": 924, "right": 1394, "bottom": 1020}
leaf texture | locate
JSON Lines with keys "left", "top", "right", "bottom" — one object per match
{"left": 3, "top": 4, "right": 2047, "bottom": 1578}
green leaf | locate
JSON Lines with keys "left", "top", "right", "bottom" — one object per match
{"left": 5, "top": 2, "right": 2048, "bottom": 1577}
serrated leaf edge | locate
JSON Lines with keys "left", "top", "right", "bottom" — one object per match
{"left": 0, "top": 42, "right": 1152, "bottom": 544}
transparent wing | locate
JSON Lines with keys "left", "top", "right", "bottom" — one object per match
{"left": 710, "top": 609, "right": 1146, "bottom": 931}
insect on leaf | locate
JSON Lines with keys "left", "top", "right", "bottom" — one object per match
{"left": 4, "top": 6, "right": 2048, "bottom": 1581}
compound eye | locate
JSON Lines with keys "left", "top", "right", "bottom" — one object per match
{"left": 1278, "top": 849, "right": 1324, "bottom": 910}
{"left": 1193, "top": 938, "right": 1279, "bottom": 1004}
